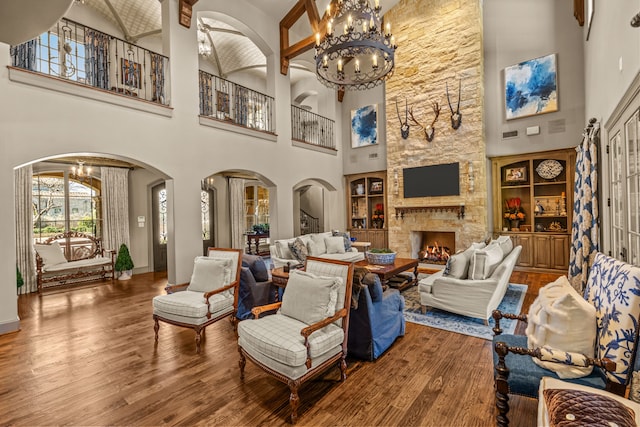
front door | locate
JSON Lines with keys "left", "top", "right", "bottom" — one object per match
{"left": 152, "top": 182, "right": 167, "bottom": 272}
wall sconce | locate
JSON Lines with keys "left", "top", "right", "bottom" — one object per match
{"left": 393, "top": 169, "right": 399, "bottom": 196}
{"left": 468, "top": 161, "right": 475, "bottom": 193}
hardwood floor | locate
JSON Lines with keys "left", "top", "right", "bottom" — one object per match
{"left": 0, "top": 270, "right": 559, "bottom": 426}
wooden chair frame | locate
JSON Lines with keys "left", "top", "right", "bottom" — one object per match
{"left": 492, "top": 309, "right": 635, "bottom": 427}
{"left": 153, "top": 247, "right": 242, "bottom": 353}
{"left": 238, "top": 257, "right": 354, "bottom": 424}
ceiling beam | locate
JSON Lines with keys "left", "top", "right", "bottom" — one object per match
{"left": 279, "top": 1, "right": 345, "bottom": 100}
{"left": 573, "top": 0, "right": 584, "bottom": 26}
{"left": 179, "top": 0, "right": 199, "bottom": 28}
{"left": 129, "top": 28, "right": 162, "bottom": 42}
{"left": 104, "top": 0, "right": 133, "bottom": 41}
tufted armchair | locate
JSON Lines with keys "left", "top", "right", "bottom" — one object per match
{"left": 152, "top": 248, "right": 242, "bottom": 353}
{"left": 492, "top": 252, "right": 640, "bottom": 426}
{"left": 237, "top": 257, "right": 354, "bottom": 424}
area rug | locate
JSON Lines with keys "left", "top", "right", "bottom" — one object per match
{"left": 402, "top": 283, "right": 528, "bottom": 340}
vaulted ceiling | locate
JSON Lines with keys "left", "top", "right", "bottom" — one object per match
{"left": 75, "top": 0, "right": 399, "bottom": 84}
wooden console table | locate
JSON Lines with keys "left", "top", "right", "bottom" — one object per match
{"left": 244, "top": 232, "right": 269, "bottom": 255}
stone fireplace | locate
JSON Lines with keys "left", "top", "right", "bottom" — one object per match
{"left": 385, "top": 0, "right": 487, "bottom": 257}
{"left": 410, "top": 231, "right": 455, "bottom": 263}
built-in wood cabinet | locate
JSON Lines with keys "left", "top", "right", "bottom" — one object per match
{"left": 491, "top": 149, "right": 575, "bottom": 272}
{"left": 345, "top": 171, "right": 388, "bottom": 249}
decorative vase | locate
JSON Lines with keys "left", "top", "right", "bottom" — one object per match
{"left": 356, "top": 183, "right": 364, "bottom": 195}
{"left": 510, "top": 220, "right": 520, "bottom": 231}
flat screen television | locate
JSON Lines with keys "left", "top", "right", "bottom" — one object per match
{"left": 403, "top": 163, "right": 460, "bottom": 198}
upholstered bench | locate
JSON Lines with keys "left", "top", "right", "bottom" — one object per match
{"left": 35, "top": 231, "right": 115, "bottom": 292}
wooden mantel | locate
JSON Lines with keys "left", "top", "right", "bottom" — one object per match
{"left": 394, "top": 205, "right": 465, "bottom": 219}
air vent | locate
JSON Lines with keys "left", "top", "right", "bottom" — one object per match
{"left": 548, "top": 119, "right": 566, "bottom": 134}
{"left": 502, "top": 130, "right": 518, "bottom": 139}
{"left": 369, "top": 153, "right": 378, "bottom": 159}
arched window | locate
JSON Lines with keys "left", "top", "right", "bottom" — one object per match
{"left": 32, "top": 173, "right": 102, "bottom": 243}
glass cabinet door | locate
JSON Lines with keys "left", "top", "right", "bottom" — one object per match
{"left": 610, "top": 131, "right": 626, "bottom": 261}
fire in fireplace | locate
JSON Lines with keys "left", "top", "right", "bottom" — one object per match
{"left": 410, "top": 231, "right": 456, "bottom": 264}
{"left": 419, "top": 242, "right": 451, "bottom": 264}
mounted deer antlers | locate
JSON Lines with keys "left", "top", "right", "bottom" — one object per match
{"left": 446, "top": 80, "right": 462, "bottom": 130}
{"left": 395, "top": 98, "right": 410, "bottom": 139}
{"left": 409, "top": 102, "right": 441, "bottom": 142}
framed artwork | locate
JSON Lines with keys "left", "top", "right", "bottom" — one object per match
{"left": 351, "top": 104, "right": 378, "bottom": 148}
{"left": 370, "top": 181, "right": 383, "bottom": 193}
{"left": 504, "top": 167, "right": 527, "bottom": 183}
{"left": 586, "top": 0, "right": 594, "bottom": 41}
{"left": 121, "top": 58, "right": 141, "bottom": 89}
{"left": 504, "top": 53, "right": 558, "bottom": 120}
{"left": 216, "top": 90, "right": 230, "bottom": 114}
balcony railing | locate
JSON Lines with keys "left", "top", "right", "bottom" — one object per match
{"left": 199, "top": 71, "right": 275, "bottom": 134}
{"left": 10, "top": 17, "right": 170, "bottom": 106}
{"left": 291, "top": 105, "right": 335, "bottom": 150}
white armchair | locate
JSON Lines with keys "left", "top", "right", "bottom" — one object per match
{"left": 152, "top": 248, "right": 242, "bottom": 353}
{"left": 237, "top": 257, "right": 355, "bottom": 424}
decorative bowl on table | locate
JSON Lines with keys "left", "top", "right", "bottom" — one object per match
{"left": 365, "top": 249, "right": 397, "bottom": 265}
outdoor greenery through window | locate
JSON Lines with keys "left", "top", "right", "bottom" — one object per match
{"left": 32, "top": 174, "right": 102, "bottom": 242}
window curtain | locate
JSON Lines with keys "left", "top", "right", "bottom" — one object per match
{"left": 229, "top": 178, "right": 245, "bottom": 250}
{"left": 568, "top": 120, "right": 600, "bottom": 293}
{"left": 150, "top": 53, "right": 166, "bottom": 104}
{"left": 101, "top": 167, "right": 130, "bottom": 254}
{"left": 85, "top": 29, "right": 110, "bottom": 90}
{"left": 199, "top": 71, "right": 213, "bottom": 116}
{"left": 16, "top": 165, "right": 37, "bottom": 294}
{"left": 10, "top": 39, "right": 37, "bottom": 71}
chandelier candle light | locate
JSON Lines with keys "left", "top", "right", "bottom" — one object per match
{"left": 315, "top": 0, "right": 397, "bottom": 91}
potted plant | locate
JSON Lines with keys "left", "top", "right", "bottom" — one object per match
{"left": 115, "top": 243, "right": 134, "bottom": 280}
{"left": 365, "top": 248, "right": 397, "bottom": 265}
{"left": 16, "top": 265, "right": 24, "bottom": 289}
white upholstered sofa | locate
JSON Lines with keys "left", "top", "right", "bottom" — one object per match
{"left": 269, "top": 231, "right": 364, "bottom": 268}
{"left": 417, "top": 236, "right": 522, "bottom": 323}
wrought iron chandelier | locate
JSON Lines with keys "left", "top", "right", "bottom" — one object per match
{"left": 315, "top": 0, "right": 397, "bottom": 91}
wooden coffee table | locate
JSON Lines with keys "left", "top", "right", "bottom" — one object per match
{"left": 355, "top": 257, "right": 419, "bottom": 291}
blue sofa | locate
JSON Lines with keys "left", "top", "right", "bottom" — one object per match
{"left": 236, "top": 254, "right": 277, "bottom": 320}
{"left": 348, "top": 273, "right": 405, "bottom": 360}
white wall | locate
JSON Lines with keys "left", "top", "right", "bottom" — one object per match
{"left": 584, "top": 1, "right": 640, "bottom": 124}
{"left": 582, "top": 1, "right": 640, "bottom": 256}
{"left": 342, "top": 85, "right": 387, "bottom": 175}
{"left": 483, "top": 0, "right": 585, "bottom": 157}
{"left": 0, "top": 0, "right": 347, "bottom": 333}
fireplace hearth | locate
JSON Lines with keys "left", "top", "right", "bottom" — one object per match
{"left": 410, "top": 231, "right": 456, "bottom": 264}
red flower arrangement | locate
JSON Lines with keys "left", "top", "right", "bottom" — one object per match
{"left": 372, "top": 203, "right": 384, "bottom": 220}
{"left": 503, "top": 197, "right": 525, "bottom": 221}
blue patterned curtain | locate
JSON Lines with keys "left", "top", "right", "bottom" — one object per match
{"left": 150, "top": 53, "right": 166, "bottom": 104}
{"left": 84, "top": 29, "right": 110, "bottom": 90}
{"left": 10, "top": 39, "right": 38, "bottom": 71}
{"left": 568, "top": 120, "right": 600, "bottom": 292}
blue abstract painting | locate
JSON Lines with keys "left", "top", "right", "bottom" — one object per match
{"left": 351, "top": 104, "right": 378, "bottom": 148}
{"left": 504, "top": 53, "right": 558, "bottom": 120}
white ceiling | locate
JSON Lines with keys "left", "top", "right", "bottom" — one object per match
{"left": 74, "top": 0, "right": 398, "bottom": 85}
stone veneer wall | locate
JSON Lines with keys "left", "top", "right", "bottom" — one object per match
{"left": 385, "top": 0, "right": 486, "bottom": 257}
